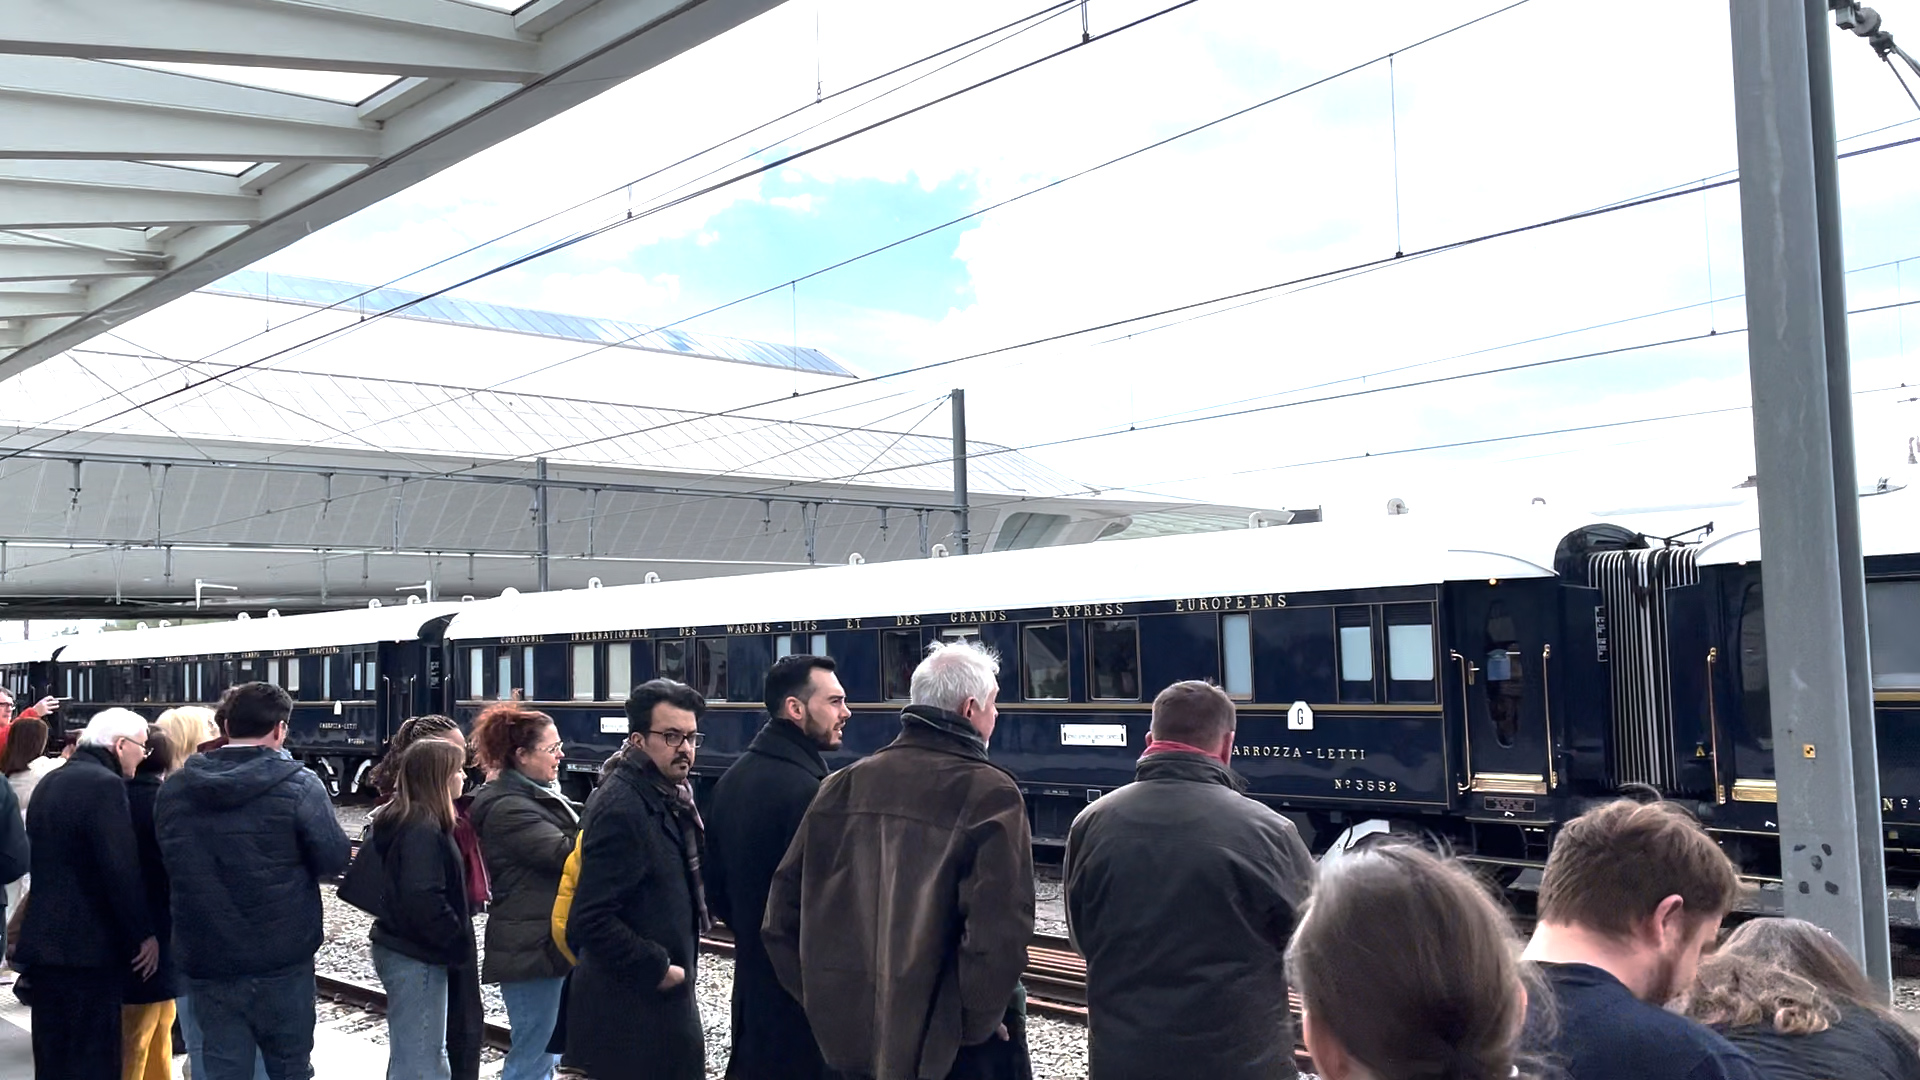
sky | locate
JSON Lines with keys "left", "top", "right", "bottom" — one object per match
{"left": 91, "top": 0, "right": 1920, "bottom": 525}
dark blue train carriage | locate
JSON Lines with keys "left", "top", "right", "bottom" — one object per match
{"left": 440, "top": 514, "right": 1618, "bottom": 861}
{"left": 49, "top": 602, "right": 463, "bottom": 793}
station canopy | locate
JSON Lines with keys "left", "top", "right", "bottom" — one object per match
{"left": 0, "top": 0, "right": 791, "bottom": 377}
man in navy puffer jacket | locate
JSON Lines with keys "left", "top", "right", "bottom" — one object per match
{"left": 157, "top": 682, "right": 350, "bottom": 1080}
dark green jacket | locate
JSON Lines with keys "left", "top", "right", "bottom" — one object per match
{"left": 468, "top": 768, "right": 579, "bottom": 984}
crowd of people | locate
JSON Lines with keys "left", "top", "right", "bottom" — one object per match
{"left": 0, "top": 642, "right": 1914, "bottom": 1080}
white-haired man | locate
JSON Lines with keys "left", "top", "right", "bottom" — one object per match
{"left": 765, "top": 641, "right": 1035, "bottom": 1080}
{"left": 18, "top": 708, "right": 159, "bottom": 1080}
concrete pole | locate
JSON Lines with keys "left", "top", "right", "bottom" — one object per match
{"left": 535, "top": 457, "right": 550, "bottom": 593}
{"left": 952, "top": 389, "right": 971, "bottom": 555}
{"left": 1728, "top": 0, "right": 1886, "bottom": 989}
{"left": 1801, "top": 0, "right": 1892, "bottom": 993}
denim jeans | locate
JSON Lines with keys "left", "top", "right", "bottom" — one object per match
{"left": 178, "top": 993, "right": 270, "bottom": 1080}
{"left": 373, "top": 944, "right": 450, "bottom": 1080}
{"left": 499, "top": 976, "right": 565, "bottom": 1080}
{"left": 188, "top": 961, "right": 318, "bottom": 1080}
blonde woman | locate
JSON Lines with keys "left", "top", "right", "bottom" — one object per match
{"left": 153, "top": 707, "right": 218, "bottom": 764}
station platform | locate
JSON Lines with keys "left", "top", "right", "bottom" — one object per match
{"left": 0, "top": 982, "right": 505, "bottom": 1079}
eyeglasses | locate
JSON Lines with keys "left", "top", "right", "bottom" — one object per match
{"left": 533, "top": 742, "right": 564, "bottom": 758}
{"left": 645, "top": 729, "right": 704, "bottom": 749}
{"left": 118, "top": 736, "right": 151, "bottom": 758}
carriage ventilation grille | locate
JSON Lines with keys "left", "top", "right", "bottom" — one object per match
{"left": 1588, "top": 547, "right": 1699, "bottom": 792}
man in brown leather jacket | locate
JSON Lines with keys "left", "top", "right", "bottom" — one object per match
{"left": 764, "top": 640, "right": 1034, "bottom": 1080}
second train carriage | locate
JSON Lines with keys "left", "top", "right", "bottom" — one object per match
{"left": 49, "top": 602, "right": 465, "bottom": 793}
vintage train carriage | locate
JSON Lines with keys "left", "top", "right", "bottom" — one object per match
{"left": 1591, "top": 488, "right": 1920, "bottom": 881}
{"left": 443, "top": 513, "right": 1611, "bottom": 849}
{"left": 0, "top": 637, "right": 62, "bottom": 706}
{"left": 52, "top": 602, "right": 464, "bottom": 793}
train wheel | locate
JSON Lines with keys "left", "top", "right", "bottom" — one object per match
{"left": 311, "top": 757, "right": 342, "bottom": 799}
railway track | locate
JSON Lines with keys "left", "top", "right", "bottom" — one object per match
{"left": 314, "top": 971, "right": 515, "bottom": 1052}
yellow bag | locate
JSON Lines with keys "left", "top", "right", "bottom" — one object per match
{"left": 551, "top": 826, "right": 583, "bottom": 966}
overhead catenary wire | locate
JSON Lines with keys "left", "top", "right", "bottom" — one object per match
{"left": 18, "top": 137, "right": 1920, "bottom": 564}
{"left": 21, "top": 0, "right": 1095, "bottom": 433}
{"left": 0, "top": 0, "right": 1205, "bottom": 466}
{"left": 253, "top": 0, "right": 1548, "bottom": 450}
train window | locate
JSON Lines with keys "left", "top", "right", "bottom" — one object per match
{"left": 1088, "top": 619, "right": 1140, "bottom": 700}
{"left": 1739, "top": 582, "right": 1771, "bottom": 747}
{"left": 496, "top": 652, "right": 512, "bottom": 701}
{"left": 571, "top": 645, "right": 595, "bottom": 701}
{"left": 63, "top": 669, "right": 72, "bottom": 698}
{"left": 694, "top": 638, "right": 727, "bottom": 701}
{"left": 942, "top": 627, "right": 983, "bottom": 645}
{"left": 1022, "top": 623, "right": 1070, "bottom": 701}
{"left": 656, "top": 639, "right": 687, "bottom": 684}
{"left": 320, "top": 658, "right": 332, "bottom": 700}
{"left": 519, "top": 646, "right": 534, "bottom": 700}
{"left": 608, "top": 644, "right": 632, "bottom": 701}
{"left": 1221, "top": 614, "right": 1252, "bottom": 698}
{"left": 351, "top": 657, "right": 363, "bottom": 693}
{"left": 266, "top": 659, "right": 281, "bottom": 688}
{"left": 812, "top": 633, "right": 829, "bottom": 655}
{"left": 1484, "top": 600, "right": 1523, "bottom": 747}
{"left": 1868, "top": 581, "right": 1920, "bottom": 688}
{"left": 466, "top": 649, "right": 483, "bottom": 701}
{"left": 284, "top": 658, "right": 300, "bottom": 694}
{"left": 774, "top": 635, "right": 794, "bottom": 659}
{"left": 1385, "top": 603, "right": 1438, "bottom": 704}
{"left": 880, "top": 630, "right": 920, "bottom": 700}
{"left": 1337, "top": 607, "right": 1375, "bottom": 704}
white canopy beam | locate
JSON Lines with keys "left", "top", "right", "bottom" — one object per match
{"left": 0, "top": 242, "right": 168, "bottom": 283}
{"left": 0, "top": 176, "right": 258, "bottom": 228}
{"left": 0, "top": 289, "right": 90, "bottom": 320}
{"left": 0, "top": 57, "right": 381, "bottom": 161}
{"left": 0, "top": 0, "right": 538, "bottom": 82}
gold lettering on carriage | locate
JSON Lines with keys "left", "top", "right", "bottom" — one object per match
{"left": 500, "top": 635, "right": 545, "bottom": 645}
{"left": 727, "top": 623, "right": 771, "bottom": 634}
{"left": 569, "top": 630, "right": 636, "bottom": 643}
{"left": 947, "top": 610, "right": 1009, "bottom": 624}
{"left": 1231, "top": 745, "right": 1366, "bottom": 760}
{"left": 1172, "top": 594, "right": 1286, "bottom": 612}
{"left": 1050, "top": 603, "right": 1126, "bottom": 618}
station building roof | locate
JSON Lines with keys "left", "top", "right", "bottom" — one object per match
{"left": 205, "top": 270, "right": 853, "bottom": 376}
{"left": 0, "top": 277, "right": 1248, "bottom": 617}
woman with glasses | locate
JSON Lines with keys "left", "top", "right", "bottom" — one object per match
{"left": 468, "top": 703, "right": 581, "bottom": 1080}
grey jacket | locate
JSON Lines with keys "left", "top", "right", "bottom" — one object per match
{"left": 1065, "top": 751, "right": 1316, "bottom": 1080}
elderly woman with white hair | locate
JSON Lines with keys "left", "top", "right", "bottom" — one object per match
{"left": 15, "top": 708, "right": 160, "bottom": 1080}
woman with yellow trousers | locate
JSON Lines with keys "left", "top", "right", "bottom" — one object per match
{"left": 122, "top": 725, "right": 181, "bottom": 1080}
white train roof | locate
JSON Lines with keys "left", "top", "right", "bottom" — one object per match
{"left": 0, "top": 639, "right": 65, "bottom": 666}
{"left": 57, "top": 602, "right": 470, "bottom": 664}
{"left": 448, "top": 509, "right": 1596, "bottom": 642}
{"left": 1693, "top": 486, "right": 1920, "bottom": 566}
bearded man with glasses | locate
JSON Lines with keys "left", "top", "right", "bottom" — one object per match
{"left": 562, "top": 678, "right": 710, "bottom": 1080}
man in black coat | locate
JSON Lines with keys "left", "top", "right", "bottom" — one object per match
{"left": 706, "top": 654, "right": 850, "bottom": 1080}
{"left": 1065, "top": 681, "right": 1317, "bottom": 1080}
{"left": 156, "top": 682, "right": 351, "bottom": 1080}
{"left": 566, "top": 678, "right": 711, "bottom": 1080}
{"left": 17, "top": 708, "right": 159, "bottom": 1080}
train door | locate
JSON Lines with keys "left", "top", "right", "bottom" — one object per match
{"left": 1447, "top": 578, "right": 1558, "bottom": 796}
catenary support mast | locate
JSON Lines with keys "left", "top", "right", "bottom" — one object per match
{"left": 1728, "top": 0, "right": 1890, "bottom": 993}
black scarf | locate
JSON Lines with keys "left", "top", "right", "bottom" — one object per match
{"left": 631, "top": 751, "right": 712, "bottom": 934}
{"left": 900, "top": 704, "right": 989, "bottom": 759}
